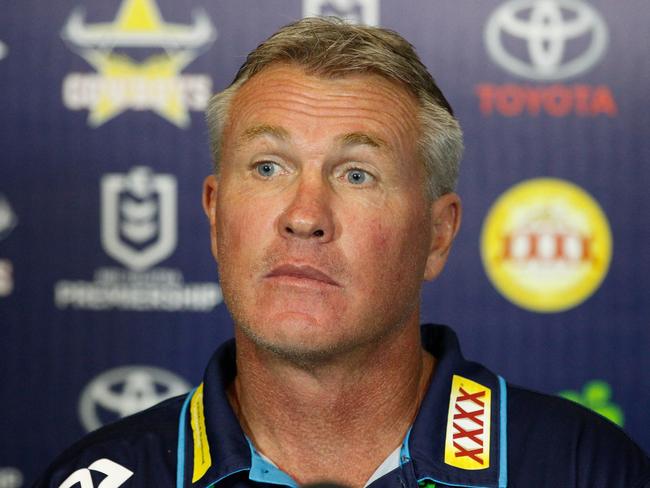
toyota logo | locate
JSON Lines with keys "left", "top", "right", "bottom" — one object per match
{"left": 485, "top": 0, "right": 608, "bottom": 81}
{"left": 78, "top": 366, "right": 191, "bottom": 431}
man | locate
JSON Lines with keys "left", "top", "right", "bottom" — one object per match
{"left": 36, "top": 17, "right": 649, "bottom": 488}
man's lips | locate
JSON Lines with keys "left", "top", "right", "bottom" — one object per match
{"left": 265, "top": 264, "right": 341, "bottom": 287}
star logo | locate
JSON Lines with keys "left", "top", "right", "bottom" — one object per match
{"left": 62, "top": 0, "right": 216, "bottom": 127}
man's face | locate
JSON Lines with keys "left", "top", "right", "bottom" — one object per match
{"left": 204, "top": 64, "right": 459, "bottom": 361}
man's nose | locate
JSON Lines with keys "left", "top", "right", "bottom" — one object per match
{"left": 278, "top": 177, "right": 335, "bottom": 242}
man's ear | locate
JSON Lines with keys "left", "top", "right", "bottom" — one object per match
{"left": 423, "top": 192, "right": 462, "bottom": 281}
{"left": 202, "top": 175, "right": 219, "bottom": 262}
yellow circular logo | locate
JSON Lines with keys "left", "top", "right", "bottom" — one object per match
{"left": 481, "top": 178, "right": 612, "bottom": 313}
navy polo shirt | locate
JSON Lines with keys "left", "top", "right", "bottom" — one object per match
{"left": 35, "top": 325, "right": 650, "bottom": 488}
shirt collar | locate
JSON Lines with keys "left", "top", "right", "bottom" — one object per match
{"left": 181, "top": 325, "right": 508, "bottom": 488}
{"left": 180, "top": 339, "right": 251, "bottom": 487}
{"left": 409, "top": 325, "right": 508, "bottom": 488}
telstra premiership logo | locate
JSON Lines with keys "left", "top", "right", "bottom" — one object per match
{"left": 54, "top": 165, "right": 223, "bottom": 312}
{"left": 485, "top": 0, "right": 608, "bottom": 81}
{"left": 61, "top": 0, "right": 216, "bottom": 127}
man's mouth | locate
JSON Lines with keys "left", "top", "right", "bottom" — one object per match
{"left": 265, "top": 264, "right": 341, "bottom": 287}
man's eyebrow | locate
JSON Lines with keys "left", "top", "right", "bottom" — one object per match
{"left": 338, "top": 132, "right": 388, "bottom": 149}
{"left": 236, "top": 126, "right": 387, "bottom": 151}
{"left": 239, "top": 124, "right": 290, "bottom": 144}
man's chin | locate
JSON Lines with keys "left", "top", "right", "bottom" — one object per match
{"left": 237, "top": 318, "right": 355, "bottom": 367}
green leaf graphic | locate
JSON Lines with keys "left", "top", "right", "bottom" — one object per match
{"left": 558, "top": 380, "right": 624, "bottom": 427}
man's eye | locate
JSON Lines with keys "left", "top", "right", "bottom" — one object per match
{"left": 255, "top": 161, "right": 279, "bottom": 178}
{"left": 346, "top": 168, "right": 373, "bottom": 185}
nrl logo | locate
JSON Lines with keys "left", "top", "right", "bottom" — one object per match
{"left": 101, "top": 166, "right": 177, "bottom": 271}
{"left": 303, "top": 0, "right": 379, "bottom": 26}
{"left": 61, "top": 0, "right": 216, "bottom": 127}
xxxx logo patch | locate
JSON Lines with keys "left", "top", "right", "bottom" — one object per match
{"left": 444, "top": 375, "right": 491, "bottom": 470}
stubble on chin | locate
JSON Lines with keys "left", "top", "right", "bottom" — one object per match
{"left": 235, "top": 319, "right": 350, "bottom": 368}
{"left": 219, "top": 235, "right": 421, "bottom": 368}
{"left": 233, "top": 303, "right": 417, "bottom": 371}
{"left": 220, "top": 240, "right": 351, "bottom": 360}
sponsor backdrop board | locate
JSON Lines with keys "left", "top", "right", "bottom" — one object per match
{"left": 0, "top": 0, "right": 648, "bottom": 484}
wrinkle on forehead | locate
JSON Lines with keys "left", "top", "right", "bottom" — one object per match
{"left": 237, "top": 125, "right": 388, "bottom": 152}
{"left": 224, "top": 65, "right": 421, "bottom": 158}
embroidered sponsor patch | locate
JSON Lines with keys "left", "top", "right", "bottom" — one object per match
{"left": 444, "top": 375, "right": 491, "bottom": 470}
{"left": 191, "top": 383, "right": 212, "bottom": 482}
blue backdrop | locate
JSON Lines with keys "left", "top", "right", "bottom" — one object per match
{"left": 1, "top": 1, "right": 648, "bottom": 485}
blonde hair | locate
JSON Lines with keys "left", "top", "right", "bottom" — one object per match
{"left": 206, "top": 17, "right": 463, "bottom": 198}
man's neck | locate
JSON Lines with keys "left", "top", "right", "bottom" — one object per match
{"left": 227, "top": 321, "right": 434, "bottom": 487}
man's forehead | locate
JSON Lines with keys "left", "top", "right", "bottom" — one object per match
{"left": 231, "top": 64, "right": 418, "bottom": 114}
{"left": 237, "top": 123, "right": 388, "bottom": 150}
{"left": 225, "top": 65, "right": 419, "bottom": 152}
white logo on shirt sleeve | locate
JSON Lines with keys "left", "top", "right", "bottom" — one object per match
{"left": 58, "top": 459, "right": 133, "bottom": 488}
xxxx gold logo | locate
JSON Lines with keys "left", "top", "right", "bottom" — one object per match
{"left": 61, "top": 0, "right": 216, "bottom": 128}
{"left": 445, "top": 375, "right": 491, "bottom": 470}
{"left": 481, "top": 178, "right": 612, "bottom": 313}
